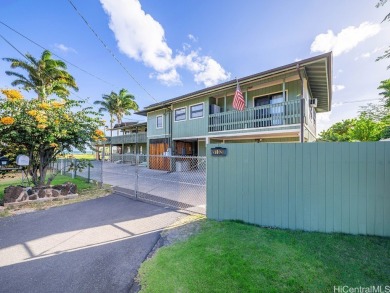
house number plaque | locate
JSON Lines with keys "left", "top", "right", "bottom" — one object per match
{"left": 211, "top": 147, "right": 227, "bottom": 157}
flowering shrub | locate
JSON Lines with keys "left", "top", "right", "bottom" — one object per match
{"left": 0, "top": 89, "right": 103, "bottom": 186}
{"left": 0, "top": 116, "right": 15, "bottom": 125}
{"left": 1, "top": 89, "right": 24, "bottom": 102}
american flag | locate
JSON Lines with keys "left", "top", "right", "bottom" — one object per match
{"left": 232, "top": 81, "right": 245, "bottom": 111}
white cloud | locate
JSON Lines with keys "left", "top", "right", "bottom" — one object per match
{"left": 332, "top": 84, "right": 345, "bottom": 92}
{"left": 188, "top": 34, "right": 198, "bottom": 42}
{"left": 310, "top": 22, "right": 381, "bottom": 56}
{"left": 100, "top": 0, "right": 230, "bottom": 87}
{"left": 153, "top": 69, "right": 181, "bottom": 86}
{"left": 54, "top": 43, "right": 76, "bottom": 53}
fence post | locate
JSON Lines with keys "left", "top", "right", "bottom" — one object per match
{"left": 72, "top": 159, "right": 76, "bottom": 179}
{"left": 87, "top": 163, "right": 90, "bottom": 183}
{"left": 99, "top": 145, "right": 105, "bottom": 189}
{"left": 60, "top": 159, "right": 64, "bottom": 175}
{"left": 135, "top": 154, "right": 139, "bottom": 199}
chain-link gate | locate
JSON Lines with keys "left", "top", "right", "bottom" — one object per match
{"left": 102, "top": 154, "right": 206, "bottom": 214}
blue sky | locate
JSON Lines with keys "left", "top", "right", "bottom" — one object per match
{"left": 0, "top": 0, "right": 389, "bottom": 133}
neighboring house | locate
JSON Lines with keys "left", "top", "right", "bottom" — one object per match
{"left": 135, "top": 53, "right": 332, "bottom": 167}
{"left": 94, "top": 121, "right": 147, "bottom": 161}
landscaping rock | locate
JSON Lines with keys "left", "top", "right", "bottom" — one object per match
{"left": 38, "top": 189, "right": 46, "bottom": 198}
{"left": 53, "top": 183, "right": 77, "bottom": 195}
{"left": 29, "top": 194, "right": 37, "bottom": 200}
{"left": 4, "top": 186, "right": 24, "bottom": 203}
{"left": 51, "top": 190, "right": 60, "bottom": 197}
{"left": 3, "top": 183, "right": 78, "bottom": 204}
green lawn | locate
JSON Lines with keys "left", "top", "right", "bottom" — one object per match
{"left": 0, "top": 174, "right": 93, "bottom": 202}
{"left": 138, "top": 220, "right": 390, "bottom": 293}
{"left": 58, "top": 153, "right": 95, "bottom": 160}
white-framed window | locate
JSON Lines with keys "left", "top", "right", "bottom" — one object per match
{"left": 190, "top": 103, "right": 204, "bottom": 119}
{"left": 156, "top": 115, "right": 163, "bottom": 129}
{"left": 174, "top": 107, "right": 186, "bottom": 122}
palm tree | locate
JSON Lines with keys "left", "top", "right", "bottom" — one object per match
{"left": 94, "top": 89, "right": 138, "bottom": 161}
{"left": 93, "top": 94, "right": 117, "bottom": 134}
{"left": 3, "top": 50, "right": 78, "bottom": 101}
{"left": 113, "top": 89, "right": 139, "bottom": 124}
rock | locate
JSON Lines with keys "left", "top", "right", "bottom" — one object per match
{"left": 38, "top": 189, "right": 46, "bottom": 198}
{"left": 53, "top": 183, "right": 77, "bottom": 195}
{"left": 26, "top": 188, "right": 33, "bottom": 196}
{"left": 18, "top": 194, "right": 28, "bottom": 202}
{"left": 4, "top": 186, "right": 24, "bottom": 203}
{"left": 29, "top": 194, "right": 37, "bottom": 200}
{"left": 51, "top": 190, "right": 60, "bottom": 197}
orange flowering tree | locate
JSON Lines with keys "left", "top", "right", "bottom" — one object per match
{"left": 0, "top": 89, "right": 104, "bottom": 187}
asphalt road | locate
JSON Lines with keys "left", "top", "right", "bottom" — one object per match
{"left": 0, "top": 194, "right": 182, "bottom": 293}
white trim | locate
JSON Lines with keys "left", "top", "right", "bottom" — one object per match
{"left": 148, "top": 134, "right": 171, "bottom": 138}
{"left": 147, "top": 108, "right": 169, "bottom": 115}
{"left": 189, "top": 102, "right": 204, "bottom": 120}
{"left": 174, "top": 106, "right": 187, "bottom": 122}
{"left": 173, "top": 136, "right": 207, "bottom": 141}
{"left": 305, "top": 125, "right": 316, "bottom": 140}
{"left": 156, "top": 115, "right": 163, "bottom": 129}
{"left": 170, "top": 126, "right": 300, "bottom": 141}
{"left": 208, "top": 124, "right": 300, "bottom": 135}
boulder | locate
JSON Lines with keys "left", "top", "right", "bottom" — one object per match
{"left": 53, "top": 183, "right": 77, "bottom": 195}
{"left": 29, "top": 194, "right": 37, "bottom": 200}
{"left": 4, "top": 186, "right": 25, "bottom": 203}
{"left": 51, "top": 190, "right": 60, "bottom": 197}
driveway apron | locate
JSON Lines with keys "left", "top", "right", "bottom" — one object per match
{"left": 0, "top": 194, "right": 183, "bottom": 293}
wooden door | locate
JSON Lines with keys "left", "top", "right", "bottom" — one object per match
{"left": 149, "top": 142, "right": 169, "bottom": 171}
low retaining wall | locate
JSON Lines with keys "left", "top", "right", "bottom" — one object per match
{"left": 3, "top": 183, "right": 78, "bottom": 206}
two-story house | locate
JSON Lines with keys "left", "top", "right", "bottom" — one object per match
{"left": 136, "top": 52, "right": 332, "bottom": 168}
{"left": 94, "top": 121, "right": 147, "bottom": 161}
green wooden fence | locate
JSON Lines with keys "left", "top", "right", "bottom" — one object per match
{"left": 206, "top": 142, "right": 390, "bottom": 237}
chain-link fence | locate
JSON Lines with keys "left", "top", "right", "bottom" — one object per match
{"left": 53, "top": 155, "right": 206, "bottom": 214}
{"left": 53, "top": 159, "right": 102, "bottom": 184}
{"left": 102, "top": 154, "right": 206, "bottom": 214}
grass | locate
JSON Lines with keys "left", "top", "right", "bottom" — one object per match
{"left": 138, "top": 220, "right": 390, "bottom": 293}
{"left": 0, "top": 174, "right": 93, "bottom": 199}
{"left": 57, "top": 153, "right": 95, "bottom": 160}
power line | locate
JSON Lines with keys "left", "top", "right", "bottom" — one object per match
{"left": 0, "top": 20, "right": 115, "bottom": 87}
{"left": 0, "top": 33, "right": 92, "bottom": 106}
{"left": 67, "top": 0, "right": 158, "bottom": 103}
{"left": 342, "top": 98, "right": 381, "bottom": 104}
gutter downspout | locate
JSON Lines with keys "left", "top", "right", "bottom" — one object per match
{"left": 296, "top": 64, "right": 305, "bottom": 143}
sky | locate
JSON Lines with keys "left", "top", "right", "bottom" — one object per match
{"left": 0, "top": 0, "right": 389, "bottom": 134}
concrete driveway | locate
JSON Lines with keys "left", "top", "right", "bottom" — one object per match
{"left": 0, "top": 194, "right": 183, "bottom": 293}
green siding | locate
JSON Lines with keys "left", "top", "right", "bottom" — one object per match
{"left": 147, "top": 109, "right": 171, "bottom": 138}
{"left": 172, "top": 96, "right": 209, "bottom": 138}
{"left": 207, "top": 142, "right": 390, "bottom": 237}
{"left": 198, "top": 140, "right": 206, "bottom": 156}
{"left": 247, "top": 80, "right": 301, "bottom": 107}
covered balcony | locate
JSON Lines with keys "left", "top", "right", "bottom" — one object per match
{"left": 209, "top": 99, "right": 301, "bottom": 132}
{"left": 110, "top": 132, "right": 147, "bottom": 144}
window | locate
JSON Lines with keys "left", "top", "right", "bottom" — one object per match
{"left": 174, "top": 107, "right": 186, "bottom": 122}
{"left": 156, "top": 115, "right": 163, "bottom": 128}
{"left": 190, "top": 103, "right": 204, "bottom": 119}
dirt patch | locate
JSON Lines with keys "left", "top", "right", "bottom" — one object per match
{"left": 160, "top": 214, "right": 205, "bottom": 246}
